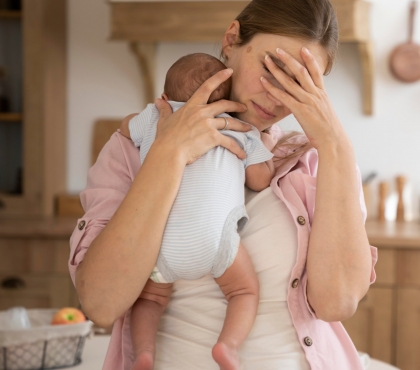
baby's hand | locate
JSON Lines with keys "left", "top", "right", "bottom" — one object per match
{"left": 120, "top": 113, "right": 138, "bottom": 139}
{"left": 260, "top": 131, "right": 278, "bottom": 152}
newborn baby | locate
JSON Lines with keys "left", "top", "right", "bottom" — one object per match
{"left": 120, "top": 53, "right": 275, "bottom": 370}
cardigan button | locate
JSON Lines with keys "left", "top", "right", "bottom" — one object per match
{"left": 303, "top": 336, "right": 313, "bottom": 346}
{"left": 78, "top": 220, "right": 86, "bottom": 230}
{"left": 291, "top": 279, "right": 299, "bottom": 288}
{"left": 297, "top": 216, "right": 306, "bottom": 225}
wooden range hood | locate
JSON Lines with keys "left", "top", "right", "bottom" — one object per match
{"left": 109, "top": 0, "right": 374, "bottom": 115}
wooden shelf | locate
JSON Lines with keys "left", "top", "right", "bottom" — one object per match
{"left": 0, "top": 112, "right": 23, "bottom": 122}
{"left": 0, "top": 0, "right": 67, "bottom": 218}
{"left": 0, "top": 10, "right": 22, "bottom": 20}
{"left": 109, "top": 0, "right": 374, "bottom": 115}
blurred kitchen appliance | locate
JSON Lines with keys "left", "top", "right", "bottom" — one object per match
{"left": 389, "top": 1, "right": 420, "bottom": 82}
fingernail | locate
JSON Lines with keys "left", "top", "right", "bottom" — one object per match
{"left": 276, "top": 48, "right": 285, "bottom": 56}
{"left": 302, "top": 47, "right": 309, "bottom": 55}
{"left": 226, "top": 68, "right": 233, "bottom": 75}
{"left": 260, "top": 76, "right": 267, "bottom": 83}
{"left": 265, "top": 54, "right": 272, "bottom": 63}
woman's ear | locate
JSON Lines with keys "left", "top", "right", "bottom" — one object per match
{"left": 222, "top": 20, "right": 240, "bottom": 59}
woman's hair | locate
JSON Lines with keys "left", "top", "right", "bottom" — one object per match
{"left": 223, "top": 0, "right": 338, "bottom": 75}
{"left": 222, "top": 0, "right": 339, "bottom": 161}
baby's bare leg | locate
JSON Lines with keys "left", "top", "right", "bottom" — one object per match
{"left": 212, "top": 243, "right": 259, "bottom": 370}
{"left": 130, "top": 279, "right": 173, "bottom": 370}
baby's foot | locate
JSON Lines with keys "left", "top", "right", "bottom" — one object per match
{"left": 212, "top": 342, "right": 240, "bottom": 370}
{"left": 131, "top": 349, "right": 154, "bottom": 370}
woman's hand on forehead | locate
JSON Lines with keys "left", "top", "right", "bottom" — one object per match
{"left": 259, "top": 47, "right": 346, "bottom": 150}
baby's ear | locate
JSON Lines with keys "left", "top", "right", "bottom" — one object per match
{"left": 120, "top": 113, "right": 138, "bottom": 139}
{"left": 161, "top": 93, "right": 169, "bottom": 101}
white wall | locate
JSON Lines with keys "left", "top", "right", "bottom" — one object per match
{"left": 68, "top": 0, "right": 420, "bottom": 219}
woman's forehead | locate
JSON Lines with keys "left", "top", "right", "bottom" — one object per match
{"left": 248, "top": 34, "right": 329, "bottom": 73}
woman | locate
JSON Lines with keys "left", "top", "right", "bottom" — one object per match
{"left": 69, "top": 0, "right": 378, "bottom": 369}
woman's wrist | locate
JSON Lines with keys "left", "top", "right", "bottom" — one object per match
{"left": 315, "top": 131, "right": 354, "bottom": 162}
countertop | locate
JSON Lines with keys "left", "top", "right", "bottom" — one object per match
{"left": 0, "top": 217, "right": 78, "bottom": 238}
{"left": 366, "top": 220, "right": 420, "bottom": 249}
{"left": 0, "top": 217, "right": 419, "bottom": 247}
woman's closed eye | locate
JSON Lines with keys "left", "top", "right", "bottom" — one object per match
{"left": 263, "top": 64, "right": 272, "bottom": 74}
{"left": 262, "top": 64, "right": 301, "bottom": 86}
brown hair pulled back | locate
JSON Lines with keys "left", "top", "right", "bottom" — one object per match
{"left": 223, "top": 0, "right": 339, "bottom": 161}
{"left": 224, "top": 0, "right": 339, "bottom": 75}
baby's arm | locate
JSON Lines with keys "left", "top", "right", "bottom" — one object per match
{"left": 245, "top": 159, "right": 275, "bottom": 192}
{"left": 245, "top": 130, "right": 277, "bottom": 191}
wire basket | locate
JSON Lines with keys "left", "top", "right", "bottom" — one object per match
{"left": 0, "top": 309, "right": 93, "bottom": 370}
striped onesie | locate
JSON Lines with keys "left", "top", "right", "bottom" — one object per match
{"left": 129, "top": 101, "right": 273, "bottom": 283}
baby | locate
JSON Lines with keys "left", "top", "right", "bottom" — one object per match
{"left": 120, "top": 53, "right": 275, "bottom": 370}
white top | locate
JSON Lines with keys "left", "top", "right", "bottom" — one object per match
{"left": 74, "top": 335, "right": 397, "bottom": 370}
{"left": 153, "top": 186, "right": 311, "bottom": 369}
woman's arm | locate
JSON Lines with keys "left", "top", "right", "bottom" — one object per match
{"left": 75, "top": 69, "right": 251, "bottom": 327}
{"left": 306, "top": 141, "right": 371, "bottom": 322}
{"left": 76, "top": 139, "right": 186, "bottom": 327}
{"left": 261, "top": 48, "right": 372, "bottom": 322}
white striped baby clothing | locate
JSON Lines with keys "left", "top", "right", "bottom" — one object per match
{"left": 129, "top": 101, "right": 273, "bottom": 283}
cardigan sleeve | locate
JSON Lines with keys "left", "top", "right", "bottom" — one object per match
{"left": 68, "top": 131, "right": 141, "bottom": 286}
{"left": 285, "top": 149, "right": 378, "bottom": 319}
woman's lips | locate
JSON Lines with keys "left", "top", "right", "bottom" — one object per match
{"left": 252, "top": 101, "right": 275, "bottom": 120}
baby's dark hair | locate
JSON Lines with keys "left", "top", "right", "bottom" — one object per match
{"left": 163, "top": 53, "right": 231, "bottom": 103}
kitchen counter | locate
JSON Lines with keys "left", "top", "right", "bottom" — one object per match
{"left": 73, "top": 335, "right": 399, "bottom": 369}
{"left": 366, "top": 220, "right": 420, "bottom": 249}
{"left": 0, "top": 216, "right": 77, "bottom": 239}
{"left": 0, "top": 217, "right": 418, "bottom": 244}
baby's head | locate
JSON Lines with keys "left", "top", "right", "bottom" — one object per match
{"left": 163, "top": 53, "right": 231, "bottom": 103}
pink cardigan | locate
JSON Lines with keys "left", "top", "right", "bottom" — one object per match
{"left": 68, "top": 126, "right": 377, "bottom": 370}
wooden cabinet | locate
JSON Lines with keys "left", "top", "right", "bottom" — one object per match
{"left": 0, "top": 0, "right": 66, "bottom": 217}
{"left": 343, "top": 287, "right": 394, "bottom": 364}
{"left": 0, "top": 274, "right": 74, "bottom": 309}
{"left": 396, "top": 288, "right": 420, "bottom": 369}
{"left": 342, "top": 221, "right": 420, "bottom": 370}
{"left": 0, "top": 217, "right": 79, "bottom": 310}
{"left": 109, "top": 0, "right": 374, "bottom": 114}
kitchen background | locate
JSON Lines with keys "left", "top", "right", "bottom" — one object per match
{"left": 1, "top": 0, "right": 420, "bottom": 369}
{"left": 68, "top": 0, "right": 420, "bottom": 221}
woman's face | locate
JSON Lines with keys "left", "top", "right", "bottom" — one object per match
{"left": 223, "top": 25, "right": 329, "bottom": 132}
